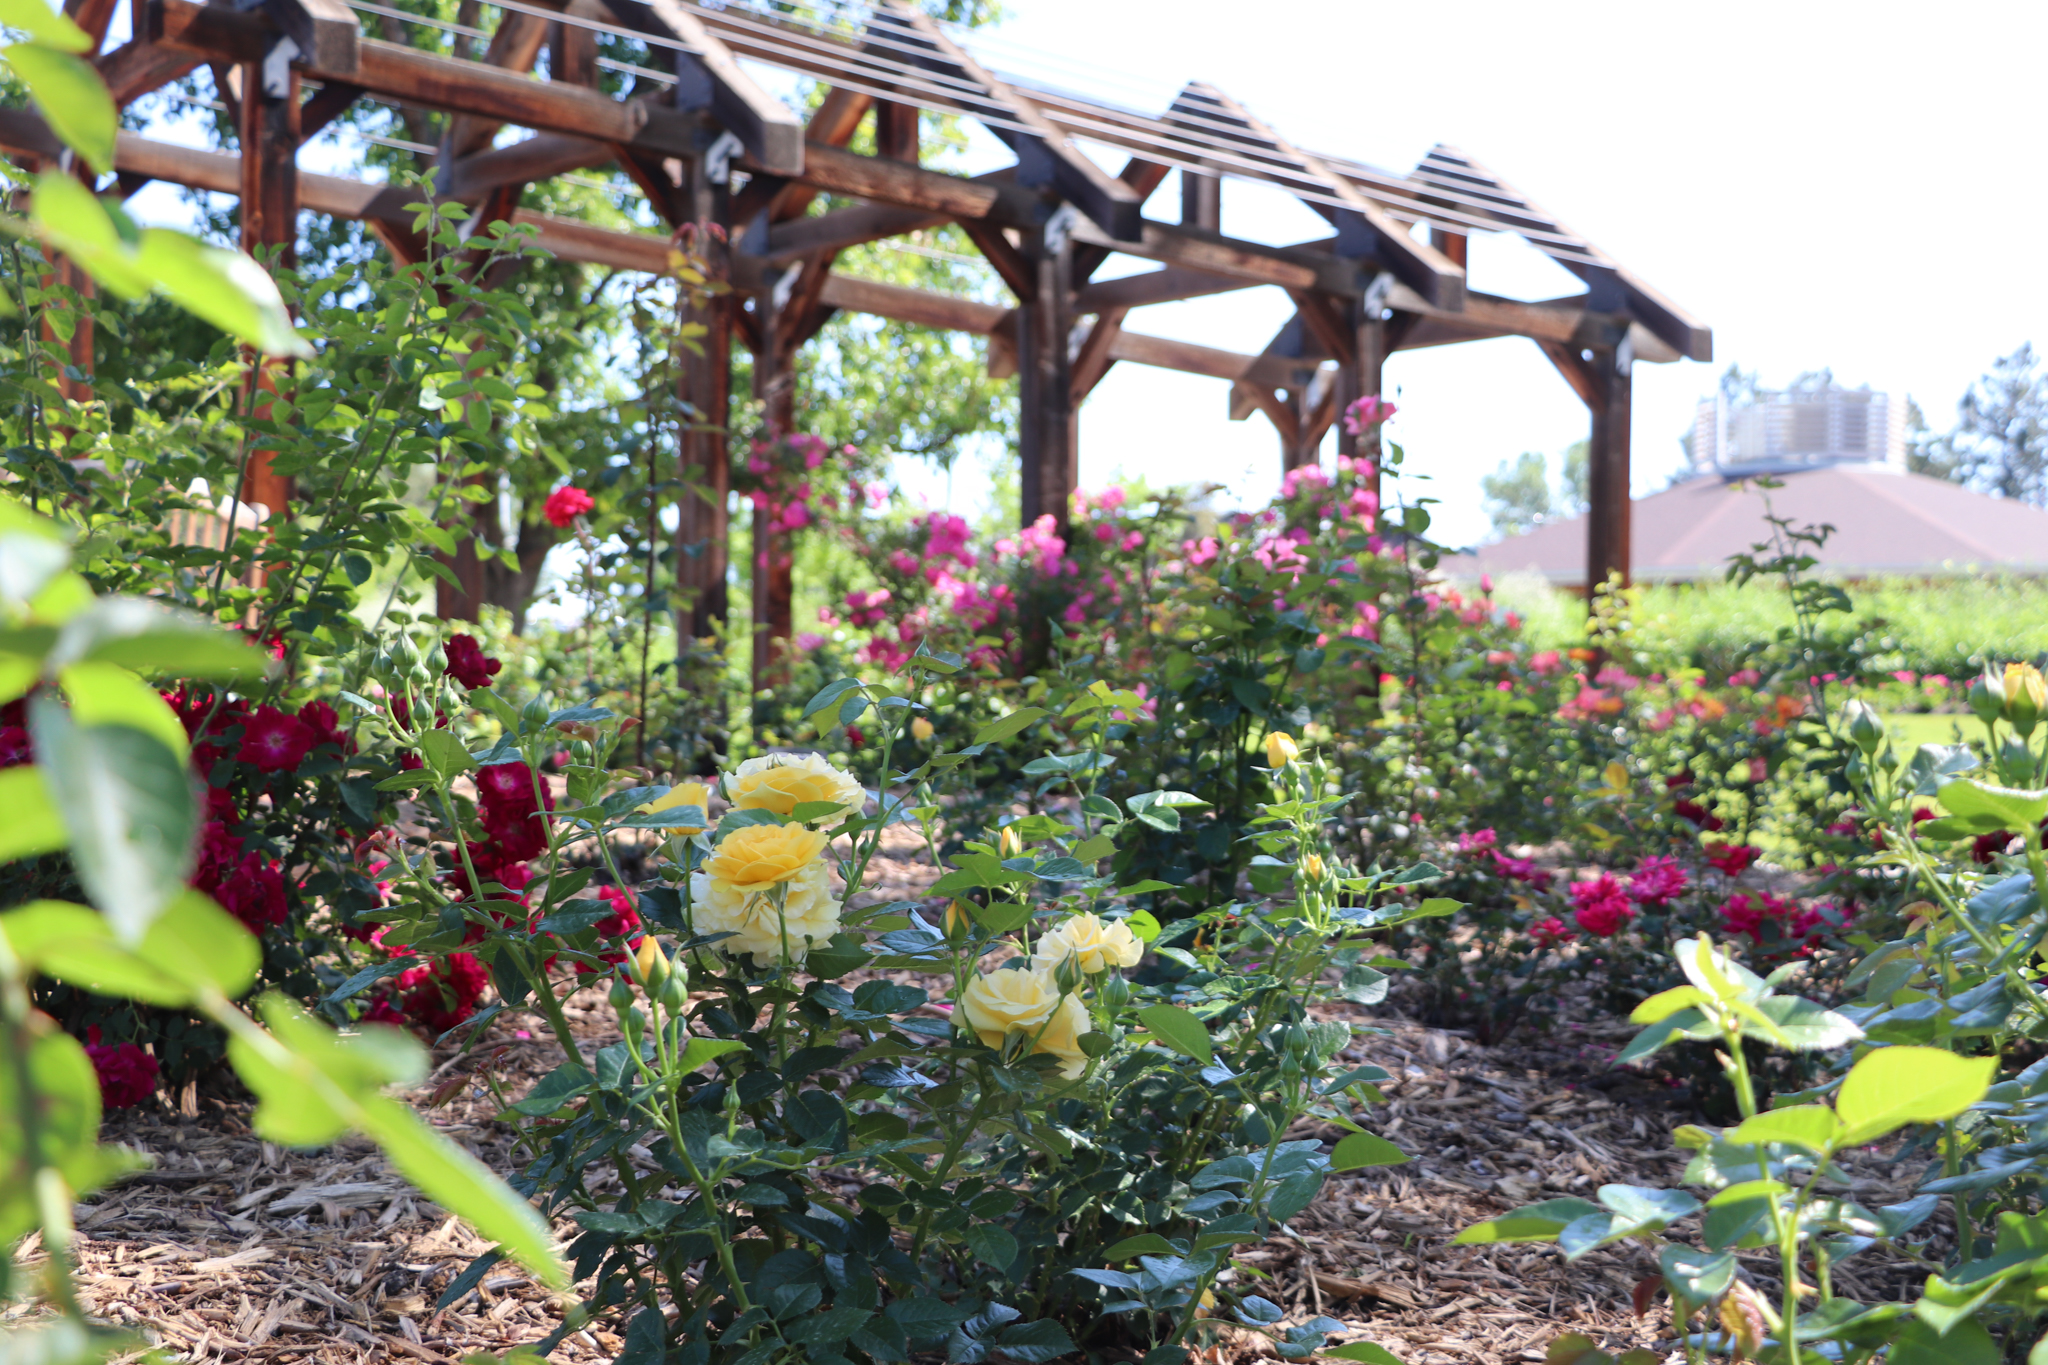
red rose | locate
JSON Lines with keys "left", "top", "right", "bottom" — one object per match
{"left": 444, "top": 634, "right": 503, "bottom": 690}
{"left": 1569, "top": 874, "right": 1634, "bottom": 937}
{"left": 543, "top": 486, "right": 594, "bottom": 528}
{"left": 1704, "top": 842, "right": 1761, "bottom": 876}
{"left": 575, "top": 885, "right": 644, "bottom": 974}
{"left": 238, "top": 705, "right": 315, "bottom": 772}
{"left": 0, "top": 725, "right": 30, "bottom": 768}
{"left": 299, "top": 699, "right": 350, "bottom": 752}
{"left": 85, "top": 1030, "right": 159, "bottom": 1110}
{"left": 1673, "top": 798, "right": 1724, "bottom": 832}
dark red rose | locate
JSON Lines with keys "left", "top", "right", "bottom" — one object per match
{"left": 0, "top": 725, "right": 30, "bottom": 767}
{"left": 85, "top": 1030, "right": 159, "bottom": 1110}
{"left": 299, "top": 699, "right": 348, "bottom": 752}
{"left": 575, "top": 885, "right": 644, "bottom": 974}
{"left": 1673, "top": 797, "right": 1725, "bottom": 832}
{"left": 1704, "top": 842, "right": 1761, "bottom": 876}
{"left": 238, "top": 705, "right": 315, "bottom": 772}
{"left": 444, "top": 634, "right": 503, "bottom": 690}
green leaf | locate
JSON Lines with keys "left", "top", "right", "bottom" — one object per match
{"left": 1101, "top": 1234, "right": 1176, "bottom": 1261}
{"left": 0, "top": 764, "right": 64, "bottom": 861}
{"left": 1630, "top": 985, "right": 1709, "bottom": 1024}
{"left": 1330, "top": 1132, "right": 1407, "bottom": 1170}
{"left": 0, "top": 0, "right": 94, "bottom": 52}
{"left": 1727, "top": 1104, "right": 1839, "bottom": 1154}
{"left": 0, "top": 1025, "right": 144, "bottom": 1243}
{"left": 353, "top": 1093, "right": 566, "bottom": 1289}
{"left": 1123, "top": 908, "right": 1161, "bottom": 943}
{"left": 59, "top": 662, "right": 188, "bottom": 760}
{"left": 1890, "top": 1316, "right": 1999, "bottom": 1365}
{"left": 963, "top": 1223, "right": 1018, "bottom": 1269}
{"left": 1938, "top": 778, "right": 2048, "bottom": 833}
{"left": 418, "top": 728, "right": 476, "bottom": 781}
{"left": 28, "top": 171, "right": 148, "bottom": 295}
{"left": 972, "top": 706, "right": 1049, "bottom": 746}
{"left": 7, "top": 46, "right": 114, "bottom": 173}
{"left": 133, "top": 228, "right": 308, "bottom": 356}
{"left": 30, "top": 698, "right": 197, "bottom": 943}
{"left": 1135, "top": 1003, "right": 1212, "bottom": 1064}
{"left": 1452, "top": 1198, "right": 1601, "bottom": 1245}
{"left": 1836, "top": 1046, "right": 1997, "bottom": 1146}
{"left": 1319, "top": 1346, "right": 1405, "bottom": 1365}
{"left": 1658, "top": 1245, "right": 1735, "bottom": 1302}
{"left": 802, "top": 677, "right": 861, "bottom": 718}
{"left": 676, "top": 1037, "right": 746, "bottom": 1073}
{"left": 53, "top": 596, "right": 269, "bottom": 680}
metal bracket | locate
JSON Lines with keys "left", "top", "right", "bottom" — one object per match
{"left": 1363, "top": 271, "right": 1395, "bottom": 319}
{"left": 769, "top": 264, "right": 796, "bottom": 315}
{"left": 1043, "top": 204, "right": 1080, "bottom": 256}
{"left": 703, "top": 131, "right": 743, "bottom": 188}
{"left": 261, "top": 36, "right": 300, "bottom": 98}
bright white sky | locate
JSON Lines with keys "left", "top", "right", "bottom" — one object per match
{"left": 915, "top": 0, "right": 2048, "bottom": 546}
{"left": 113, "top": 0, "right": 2048, "bottom": 550}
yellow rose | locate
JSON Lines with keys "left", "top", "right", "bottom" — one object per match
{"left": 704, "top": 823, "right": 828, "bottom": 890}
{"left": 958, "top": 967, "right": 1092, "bottom": 1079}
{"left": 691, "top": 860, "right": 839, "bottom": 966}
{"left": 910, "top": 717, "right": 935, "bottom": 742}
{"left": 1032, "top": 912, "right": 1142, "bottom": 977}
{"left": 637, "top": 780, "right": 711, "bottom": 834}
{"left": 1264, "top": 731, "right": 1300, "bottom": 769}
{"left": 727, "top": 753, "right": 865, "bottom": 828}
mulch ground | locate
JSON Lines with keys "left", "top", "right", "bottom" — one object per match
{"left": 9, "top": 835, "right": 1927, "bottom": 1365}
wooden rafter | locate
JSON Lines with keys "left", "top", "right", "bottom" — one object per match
{"left": 1170, "top": 82, "right": 1464, "bottom": 309}
{"left": 870, "top": 0, "right": 1142, "bottom": 240}
{"left": 596, "top": 0, "right": 803, "bottom": 174}
{"left": 1069, "top": 305, "right": 1127, "bottom": 403}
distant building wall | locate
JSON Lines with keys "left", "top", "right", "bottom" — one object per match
{"left": 1690, "top": 386, "right": 1904, "bottom": 475}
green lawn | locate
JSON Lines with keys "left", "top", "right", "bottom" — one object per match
{"left": 1883, "top": 712, "right": 1976, "bottom": 752}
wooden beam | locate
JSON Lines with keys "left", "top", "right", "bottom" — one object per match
{"left": 1075, "top": 264, "right": 1253, "bottom": 312}
{"left": 756, "top": 201, "right": 947, "bottom": 264}
{"left": 1170, "top": 82, "right": 1463, "bottom": 308}
{"left": 956, "top": 219, "right": 1034, "bottom": 302}
{"left": 1181, "top": 167, "right": 1220, "bottom": 231}
{"left": 873, "top": 1, "right": 1141, "bottom": 241}
{"left": 96, "top": 39, "right": 200, "bottom": 106}
{"left": 452, "top": 133, "right": 610, "bottom": 197}
{"left": 751, "top": 141, "right": 1042, "bottom": 224}
{"left": 549, "top": 0, "right": 600, "bottom": 85}
{"left": 874, "top": 100, "right": 917, "bottom": 163}
{"left": 677, "top": 153, "right": 731, "bottom": 646}
{"left": 442, "top": 10, "right": 551, "bottom": 161}
{"left": 1067, "top": 215, "right": 1360, "bottom": 295}
{"left": 1536, "top": 339, "right": 1600, "bottom": 408}
{"left": 597, "top": 0, "right": 803, "bottom": 175}
{"left": 813, "top": 271, "right": 1008, "bottom": 335}
{"left": 1112, "top": 331, "right": 1309, "bottom": 390}
{"left": 1069, "top": 305, "right": 1126, "bottom": 403}
{"left": 1287, "top": 289, "right": 1355, "bottom": 368}
{"left": 762, "top": 83, "right": 872, "bottom": 224}
{"left": 297, "top": 79, "right": 361, "bottom": 140}
{"left": 1072, "top": 155, "right": 1171, "bottom": 283}
{"left": 239, "top": 57, "right": 300, "bottom": 522}
{"left": 151, "top": 1, "right": 692, "bottom": 153}
{"left": 65, "top": 0, "right": 121, "bottom": 50}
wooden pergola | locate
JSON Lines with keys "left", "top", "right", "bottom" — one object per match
{"left": 8, "top": 0, "right": 1709, "bottom": 684}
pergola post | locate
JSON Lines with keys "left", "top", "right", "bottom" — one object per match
{"left": 1337, "top": 301, "right": 1387, "bottom": 506}
{"left": 1584, "top": 339, "right": 1633, "bottom": 596}
{"left": 750, "top": 285, "right": 796, "bottom": 693}
{"left": 238, "top": 53, "right": 299, "bottom": 520}
{"left": 677, "top": 166, "right": 733, "bottom": 651}
{"left": 1017, "top": 225, "right": 1075, "bottom": 532}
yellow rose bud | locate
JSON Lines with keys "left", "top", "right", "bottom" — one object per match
{"left": 944, "top": 899, "right": 973, "bottom": 940}
{"left": 726, "top": 753, "right": 865, "bottom": 828}
{"left": 911, "top": 717, "right": 935, "bottom": 742}
{"left": 1265, "top": 731, "right": 1300, "bottom": 769}
{"left": 637, "top": 780, "right": 710, "bottom": 834}
{"left": 704, "top": 823, "right": 829, "bottom": 890}
{"left": 2004, "top": 662, "right": 2046, "bottom": 733}
{"left": 1303, "top": 853, "right": 1325, "bottom": 881}
{"left": 631, "top": 935, "right": 670, "bottom": 987}
{"left": 957, "top": 967, "right": 1093, "bottom": 1079}
{"left": 1032, "top": 912, "right": 1143, "bottom": 977}
{"left": 998, "top": 825, "right": 1025, "bottom": 859}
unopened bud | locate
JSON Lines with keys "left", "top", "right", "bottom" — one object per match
{"left": 570, "top": 739, "right": 593, "bottom": 765}
{"left": 998, "top": 825, "right": 1024, "bottom": 859}
{"left": 656, "top": 973, "right": 688, "bottom": 1013}
{"left": 1841, "top": 699, "right": 1884, "bottom": 755}
{"left": 521, "top": 697, "right": 549, "bottom": 733}
{"left": 1302, "top": 853, "right": 1325, "bottom": 881}
{"left": 944, "top": 900, "right": 974, "bottom": 942}
{"left": 1971, "top": 667, "right": 2006, "bottom": 726}
{"left": 2005, "top": 662, "right": 2046, "bottom": 734}
{"left": 1098, "top": 973, "right": 1130, "bottom": 1011}
{"left": 631, "top": 936, "right": 670, "bottom": 988}
{"left": 607, "top": 979, "right": 634, "bottom": 1014}
{"left": 391, "top": 634, "right": 421, "bottom": 669}
{"left": 1264, "top": 731, "right": 1300, "bottom": 769}
{"left": 1053, "top": 953, "right": 1083, "bottom": 997}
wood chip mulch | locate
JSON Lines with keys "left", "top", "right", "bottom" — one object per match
{"left": 10, "top": 833, "right": 1931, "bottom": 1365}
